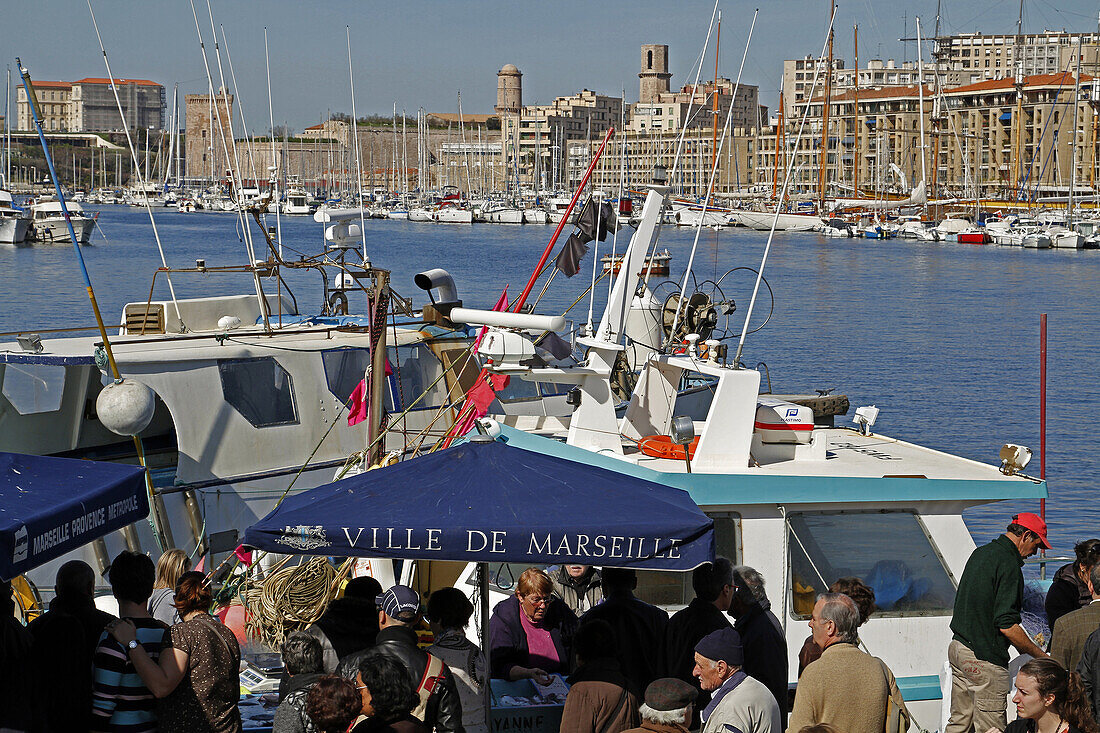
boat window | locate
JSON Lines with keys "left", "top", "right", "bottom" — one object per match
{"left": 636, "top": 513, "right": 741, "bottom": 609}
{"left": 321, "top": 348, "right": 395, "bottom": 411}
{"left": 218, "top": 357, "right": 298, "bottom": 427}
{"left": 493, "top": 375, "right": 541, "bottom": 403}
{"left": 1, "top": 363, "right": 66, "bottom": 415}
{"left": 787, "top": 510, "right": 956, "bottom": 619}
{"left": 392, "top": 344, "right": 448, "bottom": 412}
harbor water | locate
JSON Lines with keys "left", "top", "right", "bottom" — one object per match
{"left": 1, "top": 206, "right": 1097, "bottom": 565}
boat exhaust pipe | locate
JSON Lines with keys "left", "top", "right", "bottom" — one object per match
{"left": 414, "top": 268, "right": 461, "bottom": 306}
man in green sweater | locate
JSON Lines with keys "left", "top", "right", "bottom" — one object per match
{"left": 947, "top": 512, "right": 1051, "bottom": 733}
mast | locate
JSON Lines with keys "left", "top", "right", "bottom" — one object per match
{"left": 853, "top": 25, "right": 860, "bottom": 197}
{"left": 1069, "top": 36, "right": 1082, "bottom": 228}
{"left": 264, "top": 27, "right": 282, "bottom": 255}
{"left": 1015, "top": 0, "right": 1025, "bottom": 200}
{"left": 916, "top": 17, "right": 929, "bottom": 216}
{"left": 818, "top": 2, "right": 835, "bottom": 214}
{"left": 4, "top": 68, "right": 9, "bottom": 188}
{"left": 710, "top": 10, "right": 721, "bottom": 185}
{"left": 773, "top": 92, "right": 783, "bottom": 199}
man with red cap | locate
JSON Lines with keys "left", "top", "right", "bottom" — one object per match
{"left": 947, "top": 512, "right": 1052, "bottom": 733}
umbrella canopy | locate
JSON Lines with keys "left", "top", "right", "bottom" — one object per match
{"left": 244, "top": 439, "right": 713, "bottom": 570}
{"left": 0, "top": 452, "right": 149, "bottom": 580}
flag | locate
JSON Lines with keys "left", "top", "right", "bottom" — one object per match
{"left": 554, "top": 233, "right": 589, "bottom": 277}
{"left": 346, "top": 360, "right": 394, "bottom": 427}
{"left": 234, "top": 545, "right": 254, "bottom": 566}
{"left": 576, "top": 198, "right": 621, "bottom": 243}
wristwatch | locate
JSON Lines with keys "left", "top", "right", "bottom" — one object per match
{"left": 127, "top": 640, "right": 140, "bottom": 652}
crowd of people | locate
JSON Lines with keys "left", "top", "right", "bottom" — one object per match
{"left": 5, "top": 510, "right": 1100, "bottom": 733}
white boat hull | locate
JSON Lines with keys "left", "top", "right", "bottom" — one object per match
{"left": 523, "top": 208, "right": 548, "bottom": 224}
{"left": 408, "top": 208, "right": 434, "bottom": 222}
{"left": 487, "top": 208, "right": 524, "bottom": 224}
{"left": 733, "top": 209, "right": 824, "bottom": 231}
{"left": 0, "top": 216, "right": 30, "bottom": 244}
{"left": 435, "top": 208, "right": 473, "bottom": 224}
{"left": 33, "top": 216, "right": 95, "bottom": 244}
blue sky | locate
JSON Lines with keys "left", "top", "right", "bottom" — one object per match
{"left": 5, "top": 0, "right": 1099, "bottom": 131}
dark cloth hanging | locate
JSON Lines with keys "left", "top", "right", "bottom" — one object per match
{"left": 555, "top": 233, "right": 590, "bottom": 277}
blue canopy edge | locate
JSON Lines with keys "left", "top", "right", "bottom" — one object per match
{"left": 0, "top": 452, "right": 149, "bottom": 580}
{"left": 243, "top": 439, "right": 713, "bottom": 571}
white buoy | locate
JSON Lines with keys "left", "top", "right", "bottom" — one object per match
{"left": 96, "top": 379, "right": 156, "bottom": 436}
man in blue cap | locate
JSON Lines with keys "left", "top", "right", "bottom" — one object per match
{"left": 337, "top": 584, "right": 465, "bottom": 733}
{"left": 692, "top": 627, "right": 781, "bottom": 733}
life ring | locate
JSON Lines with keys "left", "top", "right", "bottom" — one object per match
{"left": 637, "top": 434, "right": 699, "bottom": 460}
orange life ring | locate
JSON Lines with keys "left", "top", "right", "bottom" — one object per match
{"left": 637, "top": 434, "right": 699, "bottom": 460}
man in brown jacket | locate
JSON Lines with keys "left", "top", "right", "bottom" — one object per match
{"left": 1052, "top": 563, "right": 1100, "bottom": 672}
{"left": 622, "top": 678, "right": 697, "bottom": 733}
{"left": 561, "top": 619, "right": 641, "bottom": 733}
{"left": 789, "top": 593, "right": 907, "bottom": 733}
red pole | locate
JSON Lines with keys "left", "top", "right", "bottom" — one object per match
{"left": 1040, "top": 313, "right": 1047, "bottom": 521}
{"left": 511, "top": 126, "right": 616, "bottom": 313}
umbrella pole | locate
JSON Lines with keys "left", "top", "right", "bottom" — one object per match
{"left": 480, "top": 562, "right": 491, "bottom": 727}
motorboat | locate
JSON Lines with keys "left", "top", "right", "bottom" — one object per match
{"left": 28, "top": 200, "right": 96, "bottom": 244}
{"left": 484, "top": 205, "right": 524, "bottom": 224}
{"left": 0, "top": 189, "right": 30, "bottom": 245}
{"left": 956, "top": 227, "right": 992, "bottom": 245}
{"left": 523, "top": 207, "right": 548, "bottom": 224}
{"left": 282, "top": 188, "right": 312, "bottom": 216}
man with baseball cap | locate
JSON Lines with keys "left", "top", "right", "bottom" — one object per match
{"left": 947, "top": 512, "right": 1051, "bottom": 733}
{"left": 336, "top": 585, "right": 465, "bottom": 733}
{"left": 691, "top": 628, "right": 780, "bottom": 733}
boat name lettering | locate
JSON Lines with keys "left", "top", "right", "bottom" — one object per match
{"left": 830, "top": 441, "right": 901, "bottom": 460}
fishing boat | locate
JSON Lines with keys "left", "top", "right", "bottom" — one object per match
{"left": 28, "top": 200, "right": 96, "bottom": 243}
{"left": 443, "top": 182, "right": 1046, "bottom": 731}
{"left": 0, "top": 206, "right": 579, "bottom": 596}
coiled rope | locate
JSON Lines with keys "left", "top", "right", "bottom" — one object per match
{"left": 242, "top": 556, "right": 350, "bottom": 649}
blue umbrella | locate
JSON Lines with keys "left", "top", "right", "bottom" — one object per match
{"left": 0, "top": 452, "right": 149, "bottom": 580}
{"left": 243, "top": 438, "right": 713, "bottom": 570}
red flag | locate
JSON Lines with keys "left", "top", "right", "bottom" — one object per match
{"left": 234, "top": 545, "right": 254, "bottom": 566}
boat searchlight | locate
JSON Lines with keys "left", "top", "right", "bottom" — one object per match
{"left": 999, "top": 444, "right": 1033, "bottom": 476}
{"left": 853, "top": 405, "right": 880, "bottom": 436}
{"left": 670, "top": 415, "right": 695, "bottom": 474}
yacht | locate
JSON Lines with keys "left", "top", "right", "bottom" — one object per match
{"left": 28, "top": 200, "right": 96, "bottom": 244}
{"left": 282, "top": 189, "right": 312, "bottom": 216}
{"left": 0, "top": 189, "right": 30, "bottom": 245}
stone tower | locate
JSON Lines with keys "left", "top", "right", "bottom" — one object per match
{"left": 496, "top": 64, "right": 522, "bottom": 115}
{"left": 184, "top": 90, "right": 234, "bottom": 183}
{"left": 639, "top": 44, "right": 672, "bottom": 103}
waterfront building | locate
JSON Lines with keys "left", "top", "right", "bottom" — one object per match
{"left": 782, "top": 57, "right": 949, "bottom": 119}
{"left": 933, "top": 31, "right": 1100, "bottom": 87}
{"left": 586, "top": 127, "right": 761, "bottom": 196}
{"left": 69, "top": 78, "right": 164, "bottom": 133}
{"left": 16, "top": 81, "right": 71, "bottom": 131}
{"left": 754, "top": 71, "right": 1100, "bottom": 201}
{"left": 184, "top": 91, "right": 234, "bottom": 184}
